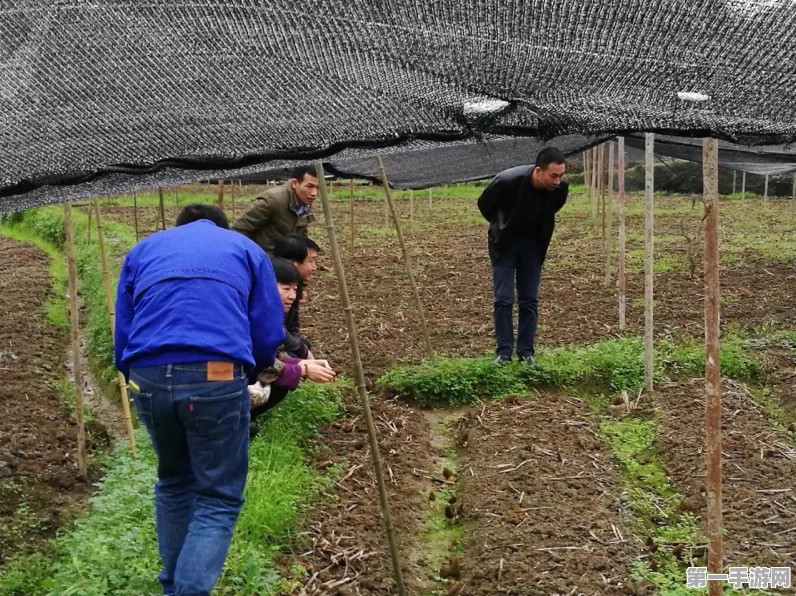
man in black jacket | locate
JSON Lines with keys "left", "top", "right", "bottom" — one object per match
{"left": 273, "top": 234, "right": 319, "bottom": 359}
{"left": 477, "top": 147, "right": 568, "bottom": 365}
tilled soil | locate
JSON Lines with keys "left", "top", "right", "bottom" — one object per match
{"left": 0, "top": 236, "right": 101, "bottom": 564}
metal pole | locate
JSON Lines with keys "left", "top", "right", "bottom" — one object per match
{"left": 314, "top": 162, "right": 407, "bottom": 596}
{"left": 741, "top": 171, "right": 746, "bottom": 199}
{"left": 702, "top": 138, "right": 723, "bottom": 596}
{"left": 349, "top": 179, "right": 355, "bottom": 251}
{"left": 375, "top": 156, "right": 433, "bottom": 358}
{"left": 618, "top": 137, "right": 627, "bottom": 331}
{"left": 63, "top": 203, "right": 88, "bottom": 478}
{"left": 93, "top": 200, "right": 136, "bottom": 457}
{"left": 644, "top": 133, "right": 655, "bottom": 393}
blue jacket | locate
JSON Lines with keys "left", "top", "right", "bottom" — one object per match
{"left": 114, "top": 220, "right": 285, "bottom": 381}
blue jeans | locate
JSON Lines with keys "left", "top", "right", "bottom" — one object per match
{"left": 490, "top": 237, "right": 544, "bottom": 359}
{"left": 129, "top": 362, "right": 249, "bottom": 596}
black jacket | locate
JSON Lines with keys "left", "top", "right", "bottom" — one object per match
{"left": 477, "top": 165, "right": 568, "bottom": 261}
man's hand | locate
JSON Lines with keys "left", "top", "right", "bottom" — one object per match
{"left": 301, "top": 360, "right": 336, "bottom": 383}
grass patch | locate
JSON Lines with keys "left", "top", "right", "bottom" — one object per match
{"left": 0, "top": 381, "right": 347, "bottom": 595}
{"left": 601, "top": 419, "right": 704, "bottom": 593}
{"left": 378, "top": 336, "right": 761, "bottom": 407}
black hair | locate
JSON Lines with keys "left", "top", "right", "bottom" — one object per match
{"left": 290, "top": 165, "right": 318, "bottom": 183}
{"left": 274, "top": 235, "right": 321, "bottom": 263}
{"left": 175, "top": 204, "right": 230, "bottom": 229}
{"left": 535, "top": 147, "right": 566, "bottom": 169}
{"left": 270, "top": 257, "right": 302, "bottom": 285}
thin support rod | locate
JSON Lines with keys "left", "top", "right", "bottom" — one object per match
{"left": 133, "top": 192, "right": 139, "bottom": 242}
{"left": 764, "top": 174, "right": 769, "bottom": 204}
{"left": 741, "top": 171, "right": 746, "bottom": 199}
{"left": 314, "top": 162, "right": 407, "bottom": 596}
{"left": 644, "top": 133, "right": 655, "bottom": 393}
{"left": 158, "top": 188, "right": 166, "bottom": 231}
{"left": 375, "top": 156, "right": 434, "bottom": 359}
{"left": 93, "top": 199, "right": 136, "bottom": 457}
{"left": 349, "top": 179, "right": 355, "bottom": 251}
{"left": 63, "top": 203, "right": 88, "bottom": 478}
{"left": 618, "top": 137, "right": 627, "bottom": 331}
{"left": 604, "top": 141, "right": 614, "bottom": 287}
{"left": 702, "top": 138, "right": 723, "bottom": 596}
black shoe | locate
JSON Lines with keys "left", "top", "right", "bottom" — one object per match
{"left": 517, "top": 354, "right": 536, "bottom": 366}
{"left": 493, "top": 355, "right": 512, "bottom": 365}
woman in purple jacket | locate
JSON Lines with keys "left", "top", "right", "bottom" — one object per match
{"left": 249, "top": 258, "right": 336, "bottom": 424}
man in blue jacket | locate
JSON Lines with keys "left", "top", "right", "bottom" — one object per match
{"left": 477, "top": 147, "right": 568, "bottom": 366}
{"left": 115, "top": 204, "right": 284, "bottom": 596}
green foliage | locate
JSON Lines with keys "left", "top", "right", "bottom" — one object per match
{"left": 0, "top": 382, "right": 347, "bottom": 595}
{"left": 378, "top": 336, "right": 762, "bottom": 407}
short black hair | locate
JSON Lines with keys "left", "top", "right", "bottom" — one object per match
{"left": 273, "top": 235, "right": 308, "bottom": 263}
{"left": 270, "top": 257, "right": 302, "bottom": 285}
{"left": 535, "top": 147, "right": 566, "bottom": 169}
{"left": 290, "top": 165, "right": 318, "bottom": 183}
{"left": 274, "top": 235, "right": 321, "bottom": 263}
{"left": 175, "top": 204, "right": 229, "bottom": 229}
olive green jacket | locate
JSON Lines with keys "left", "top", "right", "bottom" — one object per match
{"left": 232, "top": 184, "right": 315, "bottom": 254}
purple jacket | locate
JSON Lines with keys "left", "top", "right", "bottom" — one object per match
{"left": 272, "top": 357, "right": 302, "bottom": 390}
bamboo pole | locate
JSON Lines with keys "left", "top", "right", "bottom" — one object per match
{"left": 596, "top": 145, "right": 604, "bottom": 236}
{"left": 375, "top": 156, "right": 433, "bottom": 358}
{"left": 702, "top": 138, "right": 723, "bottom": 596}
{"left": 604, "top": 141, "right": 614, "bottom": 287}
{"left": 93, "top": 200, "right": 137, "bottom": 457}
{"left": 314, "top": 162, "right": 407, "bottom": 596}
{"left": 383, "top": 188, "right": 389, "bottom": 227}
{"left": 618, "top": 137, "right": 627, "bottom": 331}
{"left": 87, "top": 206, "right": 92, "bottom": 244}
{"left": 133, "top": 192, "right": 139, "bottom": 242}
{"left": 349, "top": 179, "right": 355, "bottom": 250}
{"left": 63, "top": 203, "right": 88, "bottom": 479}
{"left": 158, "top": 188, "right": 166, "bottom": 231}
{"left": 585, "top": 149, "right": 592, "bottom": 218}
{"left": 741, "top": 171, "right": 746, "bottom": 199}
{"left": 644, "top": 133, "right": 655, "bottom": 393}
{"left": 217, "top": 179, "right": 225, "bottom": 210}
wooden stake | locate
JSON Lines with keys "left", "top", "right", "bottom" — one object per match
{"left": 63, "top": 203, "right": 87, "bottom": 479}
{"left": 93, "top": 200, "right": 137, "bottom": 457}
{"left": 589, "top": 148, "right": 598, "bottom": 225}
{"left": 375, "top": 156, "right": 433, "bottom": 359}
{"left": 604, "top": 142, "right": 614, "bottom": 287}
{"left": 158, "top": 188, "right": 166, "bottom": 231}
{"left": 133, "top": 192, "right": 139, "bottom": 242}
{"left": 428, "top": 187, "right": 432, "bottom": 209}
{"left": 217, "top": 179, "right": 225, "bottom": 210}
{"left": 314, "top": 162, "right": 407, "bottom": 596}
{"left": 644, "top": 133, "right": 655, "bottom": 393}
{"left": 702, "top": 138, "right": 723, "bottom": 596}
{"left": 230, "top": 181, "right": 236, "bottom": 220}
{"left": 618, "top": 137, "right": 627, "bottom": 331}
{"left": 596, "top": 145, "right": 604, "bottom": 236}
{"left": 741, "top": 171, "right": 746, "bottom": 199}
{"left": 349, "top": 179, "right": 355, "bottom": 251}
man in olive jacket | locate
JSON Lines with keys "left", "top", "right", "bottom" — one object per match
{"left": 477, "top": 147, "right": 568, "bottom": 366}
{"left": 232, "top": 165, "right": 318, "bottom": 255}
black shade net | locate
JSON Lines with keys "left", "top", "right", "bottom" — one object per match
{"left": 2, "top": 0, "right": 796, "bottom": 212}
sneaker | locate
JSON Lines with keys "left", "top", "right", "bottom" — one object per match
{"left": 493, "top": 355, "right": 512, "bottom": 366}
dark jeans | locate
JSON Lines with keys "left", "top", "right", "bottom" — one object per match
{"left": 129, "top": 362, "right": 249, "bottom": 596}
{"left": 490, "top": 237, "right": 544, "bottom": 359}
